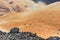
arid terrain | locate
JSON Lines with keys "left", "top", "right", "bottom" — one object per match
{"left": 0, "top": 0, "right": 60, "bottom": 39}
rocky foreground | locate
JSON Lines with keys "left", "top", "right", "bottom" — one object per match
{"left": 0, "top": 27, "right": 44, "bottom": 40}
{"left": 0, "top": 27, "right": 60, "bottom": 40}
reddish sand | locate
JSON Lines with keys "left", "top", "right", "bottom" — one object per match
{"left": 0, "top": 0, "right": 60, "bottom": 39}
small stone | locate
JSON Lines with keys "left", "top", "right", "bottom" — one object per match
{"left": 24, "top": 24, "right": 26, "bottom": 25}
{"left": 58, "top": 29, "right": 60, "bottom": 31}
{"left": 25, "top": 5, "right": 27, "bottom": 8}
{"left": 29, "top": 24, "right": 31, "bottom": 25}
{"left": 9, "top": 2, "right": 13, "bottom": 4}
{"left": 57, "top": 32, "right": 59, "bottom": 35}
{"left": 10, "top": 27, "right": 19, "bottom": 33}
{"left": 12, "top": 6, "right": 22, "bottom": 12}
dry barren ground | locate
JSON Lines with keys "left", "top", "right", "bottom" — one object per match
{"left": 0, "top": 0, "right": 60, "bottom": 39}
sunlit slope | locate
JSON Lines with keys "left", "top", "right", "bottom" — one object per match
{"left": 0, "top": 1, "right": 60, "bottom": 39}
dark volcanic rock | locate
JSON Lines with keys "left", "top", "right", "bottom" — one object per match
{"left": 46, "top": 36, "right": 60, "bottom": 40}
{"left": 0, "top": 27, "right": 60, "bottom": 40}
{"left": 0, "top": 27, "right": 44, "bottom": 40}
{"left": 32, "top": 0, "right": 60, "bottom": 4}
{"left": 10, "top": 27, "right": 19, "bottom": 33}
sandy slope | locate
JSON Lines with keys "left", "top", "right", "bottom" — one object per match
{"left": 0, "top": 0, "right": 60, "bottom": 39}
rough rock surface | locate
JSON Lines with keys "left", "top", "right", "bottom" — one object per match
{"left": 0, "top": 27, "right": 44, "bottom": 40}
